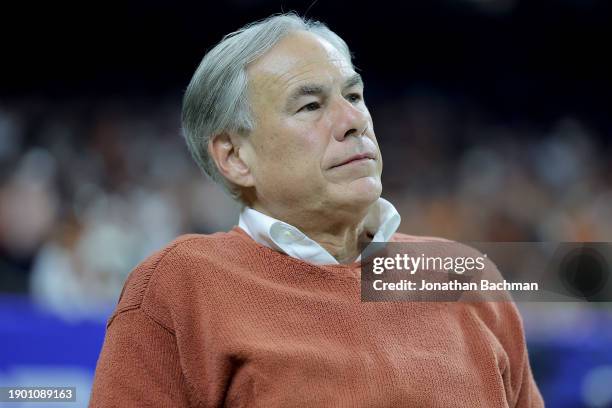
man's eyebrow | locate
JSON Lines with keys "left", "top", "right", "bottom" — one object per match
{"left": 287, "top": 83, "right": 329, "bottom": 105}
{"left": 285, "top": 73, "right": 363, "bottom": 107}
{"left": 343, "top": 73, "right": 363, "bottom": 90}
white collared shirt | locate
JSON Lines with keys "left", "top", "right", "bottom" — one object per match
{"left": 238, "top": 198, "right": 401, "bottom": 265}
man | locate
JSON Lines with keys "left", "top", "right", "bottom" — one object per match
{"left": 89, "top": 13, "right": 543, "bottom": 407}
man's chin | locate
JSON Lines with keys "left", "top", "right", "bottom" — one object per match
{"left": 335, "top": 177, "right": 382, "bottom": 206}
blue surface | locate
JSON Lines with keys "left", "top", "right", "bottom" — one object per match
{"left": 0, "top": 295, "right": 107, "bottom": 369}
{"left": 1, "top": 295, "right": 612, "bottom": 407}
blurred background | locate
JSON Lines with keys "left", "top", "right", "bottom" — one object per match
{"left": 1, "top": 0, "right": 611, "bottom": 406}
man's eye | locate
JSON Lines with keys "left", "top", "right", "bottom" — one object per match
{"left": 299, "top": 102, "right": 320, "bottom": 112}
{"left": 346, "top": 93, "right": 362, "bottom": 103}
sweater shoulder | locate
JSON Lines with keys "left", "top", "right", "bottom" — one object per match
{"left": 390, "top": 232, "right": 510, "bottom": 302}
{"left": 391, "top": 232, "right": 453, "bottom": 243}
{"left": 391, "top": 232, "right": 485, "bottom": 259}
{"left": 391, "top": 235, "right": 525, "bottom": 349}
{"left": 109, "top": 231, "right": 243, "bottom": 327}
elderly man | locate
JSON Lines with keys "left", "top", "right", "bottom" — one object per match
{"left": 89, "top": 13, "right": 543, "bottom": 407}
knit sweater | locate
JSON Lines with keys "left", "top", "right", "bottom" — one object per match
{"left": 89, "top": 227, "right": 543, "bottom": 407}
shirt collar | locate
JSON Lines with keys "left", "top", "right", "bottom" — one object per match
{"left": 238, "top": 197, "right": 401, "bottom": 265}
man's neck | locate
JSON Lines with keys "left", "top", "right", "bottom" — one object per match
{"left": 252, "top": 202, "right": 372, "bottom": 264}
{"left": 299, "top": 224, "right": 370, "bottom": 264}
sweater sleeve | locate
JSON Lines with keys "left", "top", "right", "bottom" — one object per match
{"left": 514, "top": 347, "right": 544, "bottom": 408}
{"left": 89, "top": 308, "right": 192, "bottom": 407}
{"left": 503, "top": 302, "right": 545, "bottom": 408}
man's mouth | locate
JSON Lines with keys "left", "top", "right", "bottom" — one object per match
{"left": 330, "top": 153, "right": 376, "bottom": 169}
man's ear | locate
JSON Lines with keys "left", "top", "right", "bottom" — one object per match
{"left": 208, "top": 132, "right": 255, "bottom": 188}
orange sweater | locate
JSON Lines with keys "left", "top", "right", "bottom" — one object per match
{"left": 90, "top": 227, "right": 543, "bottom": 407}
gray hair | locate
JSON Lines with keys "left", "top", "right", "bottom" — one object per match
{"left": 181, "top": 13, "right": 353, "bottom": 201}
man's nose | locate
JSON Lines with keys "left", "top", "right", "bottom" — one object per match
{"left": 331, "top": 97, "right": 369, "bottom": 142}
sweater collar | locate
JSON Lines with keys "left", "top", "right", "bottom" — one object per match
{"left": 238, "top": 198, "right": 401, "bottom": 265}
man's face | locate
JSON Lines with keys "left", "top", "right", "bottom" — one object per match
{"left": 243, "top": 31, "right": 382, "bottom": 217}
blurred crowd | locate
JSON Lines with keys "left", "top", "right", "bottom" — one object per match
{"left": 0, "top": 98, "right": 240, "bottom": 319}
{"left": 377, "top": 92, "right": 612, "bottom": 243}
{"left": 0, "top": 93, "right": 610, "bottom": 318}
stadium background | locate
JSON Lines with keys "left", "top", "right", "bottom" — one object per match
{"left": 1, "top": 0, "right": 611, "bottom": 406}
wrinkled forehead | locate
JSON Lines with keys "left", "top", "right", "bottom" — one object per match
{"left": 246, "top": 31, "right": 355, "bottom": 102}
